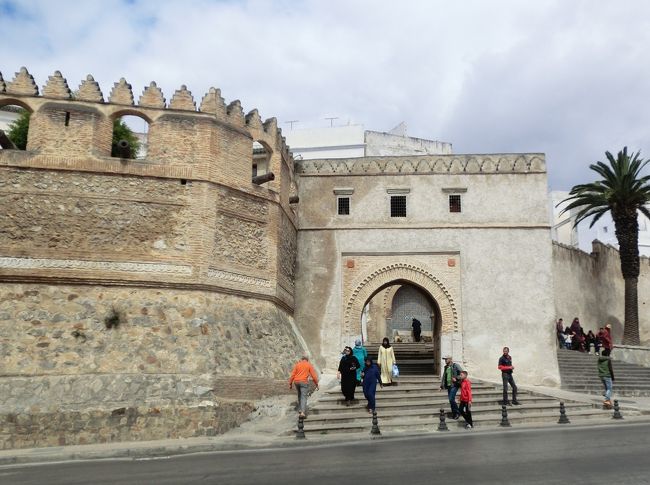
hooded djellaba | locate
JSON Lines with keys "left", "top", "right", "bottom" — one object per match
{"left": 362, "top": 357, "right": 383, "bottom": 413}
{"left": 338, "top": 346, "right": 361, "bottom": 404}
{"left": 352, "top": 339, "right": 368, "bottom": 384}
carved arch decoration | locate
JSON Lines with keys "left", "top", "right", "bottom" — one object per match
{"left": 343, "top": 263, "right": 458, "bottom": 339}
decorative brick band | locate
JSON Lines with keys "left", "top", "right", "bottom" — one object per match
{"left": 206, "top": 268, "right": 272, "bottom": 288}
{"left": 297, "top": 153, "right": 546, "bottom": 175}
{"left": 0, "top": 256, "right": 193, "bottom": 275}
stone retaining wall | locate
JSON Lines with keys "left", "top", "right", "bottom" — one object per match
{"left": 0, "top": 283, "right": 303, "bottom": 449}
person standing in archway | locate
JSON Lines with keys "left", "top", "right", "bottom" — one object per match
{"left": 377, "top": 338, "right": 397, "bottom": 386}
{"left": 412, "top": 318, "right": 422, "bottom": 343}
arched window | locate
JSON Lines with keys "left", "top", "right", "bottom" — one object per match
{"left": 0, "top": 103, "right": 32, "bottom": 150}
{"left": 111, "top": 114, "right": 149, "bottom": 159}
{"left": 252, "top": 140, "right": 271, "bottom": 178}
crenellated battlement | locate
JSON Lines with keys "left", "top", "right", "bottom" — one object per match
{"left": 0, "top": 67, "right": 293, "bottom": 168}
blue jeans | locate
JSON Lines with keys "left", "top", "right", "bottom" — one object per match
{"left": 295, "top": 382, "right": 309, "bottom": 413}
{"left": 447, "top": 386, "right": 460, "bottom": 417}
{"left": 601, "top": 377, "right": 612, "bottom": 401}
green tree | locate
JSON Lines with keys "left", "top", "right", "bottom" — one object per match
{"left": 111, "top": 118, "right": 141, "bottom": 159}
{"left": 562, "top": 147, "right": 650, "bottom": 345}
{"left": 5, "top": 110, "right": 140, "bottom": 159}
{"left": 6, "top": 109, "right": 30, "bottom": 149}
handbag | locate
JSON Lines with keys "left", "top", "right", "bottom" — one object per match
{"left": 392, "top": 363, "right": 399, "bottom": 378}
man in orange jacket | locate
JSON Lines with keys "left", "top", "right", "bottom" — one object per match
{"left": 289, "top": 354, "right": 319, "bottom": 418}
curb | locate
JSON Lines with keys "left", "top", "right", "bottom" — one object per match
{"left": 3, "top": 416, "right": 650, "bottom": 467}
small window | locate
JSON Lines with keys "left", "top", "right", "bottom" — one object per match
{"left": 391, "top": 195, "right": 407, "bottom": 217}
{"left": 449, "top": 194, "right": 462, "bottom": 213}
{"left": 338, "top": 197, "right": 350, "bottom": 215}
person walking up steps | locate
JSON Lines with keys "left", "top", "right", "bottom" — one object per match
{"left": 597, "top": 349, "right": 615, "bottom": 409}
{"left": 498, "top": 347, "right": 520, "bottom": 405}
{"left": 439, "top": 355, "right": 462, "bottom": 419}
{"left": 288, "top": 354, "right": 319, "bottom": 418}
{"left": 458, "top": 370, "right": 473, "bottom": 429}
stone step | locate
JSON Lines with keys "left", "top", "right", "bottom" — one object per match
{"left": 562, "top": 386, "right": 650, "bottom": 396}
{"left": 311, "top": 395, "right": 558, "bottom": 414}
{"left": 319, "top": 388, "right": 524, "bottom": 402}
{"left": 322, "top": 383, "right": 497, "bottom": 396}
{"left": 306, "top": 402, "right": 598, "bottom": 425}
{"left": 296, "top": 408, "right": 618, "bottom": 435}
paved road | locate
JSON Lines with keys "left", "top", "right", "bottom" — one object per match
{"left": 2, "top": 423, "right": 650, "bottom": 485}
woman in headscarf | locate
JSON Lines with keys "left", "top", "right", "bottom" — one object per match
{"left": 352, "top": 339, "right": 368, "bottom": 384}
{"left": 377, "top": 337, "right": 396, "bottom": 386}
{"left": 337, "top": 346, "right": 360, "bottom": 404}
{"left": 362, "top": 357, "right": 382, "bottom": 413}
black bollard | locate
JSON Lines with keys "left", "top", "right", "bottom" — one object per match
{"left": 437, "top": 408, "right": 449, "bottom": 431}
{"left": 371, "top": 411, "right": 381, "bottom": 435}
{"left": 295, "top": 414, "right": 306, "bottom": 439}
{"left": 558, "top": 402, "right": 570, "bottom": 424}
{"left": 500, "top": 404, "right": 511, "bottom": 427}
{"left": 612, "top": 400, "right": 624, "bottom": 420}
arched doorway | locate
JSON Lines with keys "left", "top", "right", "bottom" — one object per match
{"left": 344, "top": 263, "right": 459, "bottom": 373}
{"left": 359, "top": 280, "right": 442, "bottom": 372}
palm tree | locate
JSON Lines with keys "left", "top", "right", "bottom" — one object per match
{"left": 562, "top": 147, "right": 650, "bottom": 345}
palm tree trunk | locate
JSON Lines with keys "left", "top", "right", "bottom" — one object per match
{"left": 614, "top": 213, "right": 641, "bottom": 345}
{"left": 622, "top": 278, "right": 640, "bottom": 345}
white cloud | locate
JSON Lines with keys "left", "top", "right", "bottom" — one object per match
{"left": 2, "top": 0, "right": 650, "bottom": 188}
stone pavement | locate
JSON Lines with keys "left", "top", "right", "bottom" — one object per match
{"left": 2, "top": 374, "right": 650, "bottom": 467}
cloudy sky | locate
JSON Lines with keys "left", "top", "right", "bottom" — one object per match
{"left": 1, "top": 0, "right": 649, "bottom": 189}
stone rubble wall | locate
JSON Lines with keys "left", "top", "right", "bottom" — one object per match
{"left": 0, "top": 283, "right": 302, "bottom": 449}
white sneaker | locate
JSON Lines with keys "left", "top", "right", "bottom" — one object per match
{"left": 465, "top": 424, "right": 473, "bottom": 429}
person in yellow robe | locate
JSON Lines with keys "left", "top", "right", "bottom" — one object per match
{"left": 377, "top": 337, "right": 397, "bottom": 385}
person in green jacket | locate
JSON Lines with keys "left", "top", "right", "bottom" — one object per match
{"left": 352, "top": 339, "right": 368, "bottom": 384}
{"left": 597, "top": 349, "right": 615, "bottom": 409}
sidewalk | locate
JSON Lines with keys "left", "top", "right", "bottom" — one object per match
{"left": 2, "top": 376, "right": 650, "bottom": 467}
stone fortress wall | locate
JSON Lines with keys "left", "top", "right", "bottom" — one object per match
{"left": 0, "top": 67, "right": 304, "bottom": 449}
{"left": 553, "top": 240, "right": 650, "bottom": 345}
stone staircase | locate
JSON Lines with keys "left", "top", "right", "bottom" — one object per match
{"left": 366, "top": 342, "right": 436, "bottom": 375}
{"left": 297, "top": 376, "right": 614, "bottom": 437}
{"left": 292, "top": 344, "right": 619, "bottom": 438}
{"left": 557, "top": 349, "right": 650, "bottom": 396}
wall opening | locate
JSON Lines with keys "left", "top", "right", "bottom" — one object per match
{"left": 111, "top": 114, "right": 148, "bottom": 159}
{"left": 0, "top": 104, "right": 31, "bottom": 150}
{"left": 360, "top": 280, "right": 442, "bottom": 372}
{"left": 252, "top": 140, "right": 271, "bottom": 179}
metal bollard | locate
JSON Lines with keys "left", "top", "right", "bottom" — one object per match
{"left": 558, "top": 402, "right": 570, "bottom": 424}
{"left": 371, "top": 411, "right": 381, "bottom": 435}
{"left": 612, "top": 400, "right": 624, "bottom": 420}
{"left": 500, "top": 404, "right": 511, "bottom": 427}
{"left": 437, "top": 408, "right": 449, "bottom": 431}
{"left": 295, "top": 414, "right": 306, "bottom": 439}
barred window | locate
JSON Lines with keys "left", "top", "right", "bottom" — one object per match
{"left": 449, "top": 194, "right": 462, "bottom": 213}
{"left": 391, "top": 195, "right": 407, "bottom": 217}
{"left": 338, "top": 197, "right": 350, "bottom": 215}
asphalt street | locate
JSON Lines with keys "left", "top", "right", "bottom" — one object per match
{"left": 2, "top": 423, "right": 650, "bottom": 485}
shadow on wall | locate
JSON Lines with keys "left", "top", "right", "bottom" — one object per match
{"left": 607, "top": 316, "right": 623, "bottom": 344}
